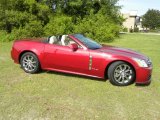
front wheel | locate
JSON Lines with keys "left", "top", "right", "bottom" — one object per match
{"left": 108, "top": 61, "right": 135, "bottom": 86}
{"left": 20, "top": 52, "right": 40, "bottom": 74}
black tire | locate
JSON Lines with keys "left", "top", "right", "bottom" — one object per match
{"left": 108, "top": 61, "right": 135, "bottom": 86}
{"left": 20, "top": 52, "right": 41, "bottom": 74}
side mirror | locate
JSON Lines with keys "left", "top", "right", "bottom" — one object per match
{"left": 69, "top": 43, "right": 78, "bottom": 51}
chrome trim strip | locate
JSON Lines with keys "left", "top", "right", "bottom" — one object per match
{"left": 89, "top": 55, "right": 92, "bottom": 70}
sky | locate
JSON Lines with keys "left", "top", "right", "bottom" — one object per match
{"left": 118, "top": 0, "right": 160, "bottom": 16}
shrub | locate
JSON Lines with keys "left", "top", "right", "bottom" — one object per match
{"left": 0, "top": 10, "right": 31, "bottom": 33}
{"left": 0, "top": 31, "right": 16, "bottom": 42}
{"left": 0, "top": 0, "right": 50, "bottom": 34}
{"left": 129, "top": 28, "right": 133, "bottom": 33}
{"left": 149, "top": 29, "right": 160, "bottom": 33}
{"left": 44, "top": 15, "right": 74, "bottom": 36}
{"left": 74, "top": 13, "right": 120, "bottom": 42}
{"left": 134, "top": 27, "right": 139, "bottom": 32}
{"left": 122, "top": 27, "right": 128, "bottom": 32}
{"left": 12, "top": 20, "right": 44, "bottom": 40}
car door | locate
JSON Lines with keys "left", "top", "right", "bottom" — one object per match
{"left": 43, "top": 44, "right": 90, "bottom": 74}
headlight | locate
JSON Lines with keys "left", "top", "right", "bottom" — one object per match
{"left": 132, "top": 58, "right": 148, "bottom": 67}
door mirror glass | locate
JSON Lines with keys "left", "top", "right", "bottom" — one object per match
{"left": 69, "top": 43, "right": 78, "bottom": 51}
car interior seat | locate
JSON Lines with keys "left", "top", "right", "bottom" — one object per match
{"left": 49, "top": 36, "right": 58, "bottom": 44}
{"left": 61, "top": 35, "right": 68, "bottom": 46}
{"left": 56, "top": 35, "right": 62, "bottom": 45}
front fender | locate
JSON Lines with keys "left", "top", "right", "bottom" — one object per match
{"left": 102, "top": 55, "right": 140, "bottom": 79}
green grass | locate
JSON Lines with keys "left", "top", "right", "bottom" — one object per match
{"left": 0, "top": 34, "right": 160, "bottom": 120}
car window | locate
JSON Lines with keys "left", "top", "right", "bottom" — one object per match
{"left": 73, "top": 34, "right": 102, "bottom": 50}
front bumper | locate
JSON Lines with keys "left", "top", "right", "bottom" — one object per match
{"left": 135, "top": 66, "right": 152, "bottom": 85}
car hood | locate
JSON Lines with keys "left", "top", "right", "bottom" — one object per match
{"left": 98, "top": 45, "right": 148, "bottom": 60}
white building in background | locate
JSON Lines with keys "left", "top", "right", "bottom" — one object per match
{"left": 122, "top": 11, "right": 143, "bottom": 32}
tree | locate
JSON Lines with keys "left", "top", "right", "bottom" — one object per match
{"left": 142, "top": 9, "right": 160, "bottom": 29}
{"left": 0, "top": 0, "right": 51, "bottom": 33}
{"left": 46, "top": 0, "right": 122, "bottom": 23}
{"left": 0, "top": 0, "right": 123, "bottom": 42}
{"left": 74, "top": 12, "right": 120, "bottom": 42}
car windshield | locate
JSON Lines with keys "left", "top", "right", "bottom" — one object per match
{"left": 73, "top": 34, "right": 102, "bottom": 50}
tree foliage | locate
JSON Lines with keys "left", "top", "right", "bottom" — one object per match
{"left": 0, "top": 0, "right": 123, "bottom": 42}
{"left": 74, "top": 13, "right": 120, "bottom": 42}
{"left": 142, "top": 9, "right": 160, "bottom": 30}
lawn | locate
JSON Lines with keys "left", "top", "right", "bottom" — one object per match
{"left": 0, "top": 34, "right": 160, "bottom": 120}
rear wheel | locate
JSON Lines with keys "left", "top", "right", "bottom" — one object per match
{"left": 108, "top": 61, "right": 135, "bottom": 86}
{"left": 20, "top": 52, "right": 40, "bottom": 74}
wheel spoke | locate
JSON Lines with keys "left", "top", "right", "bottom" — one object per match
{"left": 32, "top": 61, "right": 36, "bottom": 64}
{"left": 123, "top": 65, "right": 127, "bottom": 70}
{"left": 28, "top": 66, "right": 32, "bottom": 71}
{"left": 117, "top": 76, "right": 122, "bottom": 82}
{"left": 125, "top": 69, "right": 130, "bottom": 73}
{"left": 115, "top": 69, "right": 120, "bottom": 74}
{"left": 26, "top": 55, "right": 29, "bottom": 60}
{"left": 23, "top": 61, "right": 28, "bottom": 64}
{"left": 30, "top": 56, "right": 34, "bottom": 62}
{"left": 126, "top": 73, "right": 131, "bottom": 76}
{"left": 115, "top": 73, "right": 120, "bottom": 77}
{"left": 31, "top": 63, "right": 36, "bottom": 68}
{"left": 121, "top": 77, "right": 125, "bottom": 83}
{"left": 24, "top": 62, "right": 27, "bottom": 66}
{"left": 23, "top": 58, "right": 28, "bottom": 62}
{"left": 26, "top": 65, "right": 29, "bottom": 70}
{"left": 124, "top": 77, "right": 129, "bottom": 83}
{"left": 119, "top": 65, "right": 123, "bottom": 70}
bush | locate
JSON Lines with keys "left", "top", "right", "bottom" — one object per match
{"left": 44, "top": 15, "right": 74, "bottom": 36}
{"left": 129, "top": 28, "right": 133, "bottom": 33}
{"left": 122, "top": 27, "right": 128, "bottom": 32}
{"left": 134, "top": 27, "right": 139, "bottom": 32}
{"left": 0, "top": 31, "right": 16, "bottom": 42}
{"left": 149, "top": 29, "right": 160, "bottom": 33}
{"left": 74, "top": 13, "right": 120, "bottom": 42}
{"left": 12, "top": 20, "right": 44, "bottom": 40}
{"left": 0, "top": 0, "right": 50, "bottom": 34}
{"left": 0, "top": 10, "right": 31, "bottom": 33}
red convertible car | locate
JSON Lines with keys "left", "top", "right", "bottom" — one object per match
{"left": 11, "top": 34, "right": 152, "bottom": 86}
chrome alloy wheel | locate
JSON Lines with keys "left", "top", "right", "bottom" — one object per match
{"left": 113, "top": 64, "right": 133, "bottom": 84}
{"left": 22, "top": 55, "right": 37, "bottom": 72}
